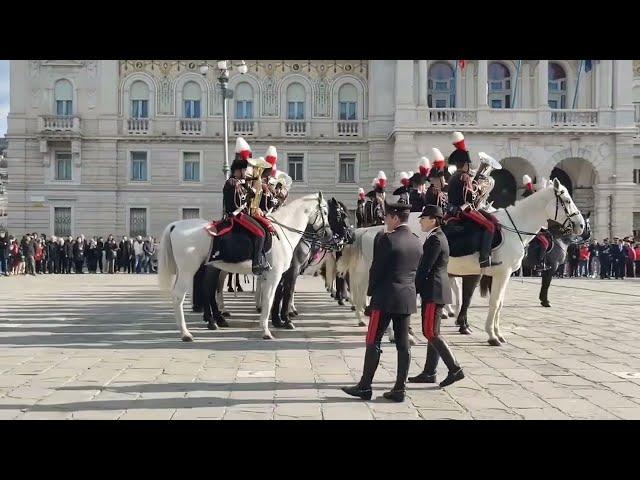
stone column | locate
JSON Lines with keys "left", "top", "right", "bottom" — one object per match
{"left": 394, "top": 60, "right": 415, "bottom": 124}
{"left": 596, "top": 60, "right": 613, "bottom": 127}
{"left": 521, "top": 62, "right": 531, "bottom": 108}
{"left": 418, "top": 60, "right": 428, "bottom": 107}
{"left": 537, "top": 60, "right": 550, "bottom": 127}
{"left": 613, "top": 60, "right": 634, "bottom": 127}
{"left": 477, "top": 60, "right": 488, "bottom": 108}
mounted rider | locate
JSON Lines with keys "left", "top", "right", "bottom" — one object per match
{"left": 424, "top": 148, "right": 448, "bottom": 210}
{"left": 356, "top": 187, "right": 366, "bottom": 228}
{"left": 408, "top": 158, "right": 430, "bottom": 212}
{"left": 363, "top": 171, "right": 387, "bottom": 226}
{"left": 522, "top": 175, "right": 551, "bottom": 271}
{"left": 444, "top": 132, "right": 501, "bottom": 268}
{"left": 392, "top": 171, "right": 412, "bottom": 205}
{"left": 222, "top": 137, "right": 274, "bottom": 275}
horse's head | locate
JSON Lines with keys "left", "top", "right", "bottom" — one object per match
{"left": 305, "top": 192, "right": 333, "bottom": 244}
{"left": 328, "top": 198, "right": 355, "bottom": 246}
{"left": 544, "top": 178, "right": 584, "bottom": 236}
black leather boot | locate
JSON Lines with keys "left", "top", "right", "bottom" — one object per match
{"left": 409, "top": 343, "right": 439, "bottom": 383}
{"left": 342, "top": 345, "right": 379, "bottom": 400}
{"left": 439, "top": 368, "right": 465, "bottom": 388}
{"left": 479, "top": 230, "right": 501, "bottom": 268}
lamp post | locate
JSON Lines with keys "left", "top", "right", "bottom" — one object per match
{"left": 199, "top": 60, "right": 248, "bottom": 179}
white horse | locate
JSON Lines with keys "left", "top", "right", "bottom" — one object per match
{"left": 447, "top": 178, "right": 584, "bottom": 345}
{"left": 157, "top": 193, "right": 331, "bottom": 341}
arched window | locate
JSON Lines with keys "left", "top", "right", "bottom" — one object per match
{"left": 183, "top": 81, "right": 202, "bottom": 118}
{"left": 428, "top": 62, "right": 455, "bottom": 108}
{"left": 287, "top": 83, "right": 305, "bottom": 120}
{"left": 488, "top": 62, "right": 511, "bottom": 109}
{"left": 130, "top": 81, "right": 150, "bottom": 119}
{"left": 235, "top": 82, "right": 253, "bottom": 119}
{"left": 548, "top": 63, "right": 567, "bottom": 109}
{"left": 338, "top": 83, "right": 357, "bottom": 120}
{"left": 54, "top": 79, "right": 73, "bottom": 116}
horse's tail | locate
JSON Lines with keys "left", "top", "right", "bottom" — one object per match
{"left": 479, "top": 275, "right": 492, "bottom": 298}
{"left": 157, "top": 223, "right": 177, "bottom": 292}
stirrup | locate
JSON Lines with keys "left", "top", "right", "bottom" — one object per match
{"left": 480, "top": 258, "right": 502, "bottom": 268}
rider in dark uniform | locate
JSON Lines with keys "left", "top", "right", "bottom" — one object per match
{"left": 356, "top": 188, "right": 366, "bottom": 228}
{"left": 392, "top": 171, "right": 411, "bottom": 205}
{"left": 363, "top": 171, "right": 387, "bottom": 226}
{"left": 222, "top": 138, "right": 270, "bottom": 275}
{"left": 423, "top": 157, "right": 447, "bottom": 209}
{"left": 522, "top": 175, "right": 549, "bottom": 271}
{"left": 409, "top": 158, "right": 430, "bottom": 213}
{"left": 445, "top": 133, "right": 501, "bottom": 268}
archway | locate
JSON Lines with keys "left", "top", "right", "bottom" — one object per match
{"left": 489, "top": 169, "right": 516, "bottom": 208}
{"left": 551, "top": 158, "right": 598, "bottom": 226}
{"left": 550, "top": 167, "right": 573, "bottom": 196}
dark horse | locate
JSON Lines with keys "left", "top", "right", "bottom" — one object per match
{"left": 270, "top": 198, "right": 353, "bottom": 328}
{"left": 523, "top": 212, "right": 591, "bottom": 307}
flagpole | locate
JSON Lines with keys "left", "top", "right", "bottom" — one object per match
{"left": 511, "top": 60, "right": 522, "bottom": 108}
{"left": 571, "top": 60, "right": 584, "bottom": 109}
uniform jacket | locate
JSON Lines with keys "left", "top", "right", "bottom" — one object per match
{"left": 446, "top": 170, "right": 473, "bottom": 208}
{"left": 415, "top": 227, "right": 452, "bottom": 305}
{"left": 367, "top": 225, "right": 422, "bottom": 315}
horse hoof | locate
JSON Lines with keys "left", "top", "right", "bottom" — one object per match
{"left": 284, "top": 322, "right": 296, "bottom": 330}
{"left": 256, "top": 307, "right": 262, "bottom": 313}
{"left": 351, "top": 306, "right": 356, "bottom": 311}
{"left": 207, "top": 321, "right": 219, "bottom": 331}
{"left": 358, "top": 320, "right": 367, "bottom": 327}
{"left": 271, "top": 319, "right": 284, "bottom": 328}
{"left": 262, "top": 333, "right": 274, "bottom": 340}
{"left": 222, "top": 311, "right": 231, "bottom": 318}
{"left": 338, "top": 299, "right": 345, "bottom": 306}
{"left": 408, "top": 336, "right": 417, "bottom": 346}
{"left": 330, "top": 293, "right": 335, "bottom": 298}
{"left": 498, "top": 335, "right": 506, "bottom": 343}
{"left": 459, "top": 326, "right": 472, "bottom": 335}
{"left": 540, "top": 301, "right": 551, "bottom": 308}
{"left": 181, "top": 334, "right": 194, "bottom": 342}
{"left": 448, "top": 313, "right": 456, "bottom": 318}
{"left": 487, "top": 338, "right": 501, "bottom": 347}
{"left": 217, "top": 318, "right": 230, "bottom": 328}
{"left": 291, "top": 310, "right": 299, "bottom": 317}
{"left": 440, "top": 313, "right": 448, "bottom": 320}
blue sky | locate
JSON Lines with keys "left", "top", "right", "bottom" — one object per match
{"left": 0, "top": 60, "right": 8, "bottom": 136}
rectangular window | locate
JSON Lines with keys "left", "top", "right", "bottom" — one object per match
{"left": 505, "top": 95, "right": 511, "bottom": 109}
{"left": 339, "top": 155, "right": 356, "bottom": 183}
{"left": 339, "top": 102, "right": 357, "bottom": 120}
{"left": 183, "top": 152, "right": 201, "bottom": 182}
{"left": 182, "top": 208, "right": 200, "bottom": 220}
{"left": 491, "top": 99, "right": 502, "bottom": 108}
{"left": 435, "top": 81, "right": 448, "bottom": 91}
{"left": 287, "top": 154, "right": 304, "bottom": 183}
{"left": 287, "top": 102, "right": 304, "bottom": 120}
{"left": 184, "top": 100, "right": 201, "bottom": 118}
{"left": 131, "top": 100, "right": 149, "bottom": 118}
{"left": 548, "top": 82, "right": 559, "bottom": 91}
{"left": 435, "top": 99, "right": 447, "bottom": 108}
{"left": 634, "top": 169, "right": 640, "bottom": 184}
{"left": 427, "top": 95, "right": 432, "bottom": 108}
{"left": 53, "top": 207, "right": 72, "bottom": 237}
{"left": 548, "top": 100, "right": 558, "bottom": 109}
{"left": 490, "top": 81, "right": 502, "bottom": 91}
{"left": 129, "top": 208, "right": 147, "bottom": 238}
{"left": 236, "top": 100, "right": 253, "bottom": 119}
{"left": 56, "top": 100, "right": 72, "bottom": 116}
{"left": 55, "top": 152, "right": 72, "bottom": 180}
{"left": 131, "top": 151, "right": 148, "bottom": 182}
{"left": 505, "top": 80, "right": 511, "bottom": 90}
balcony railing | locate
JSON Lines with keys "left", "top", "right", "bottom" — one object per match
{"left": 283, "top": 120, "right": 307, "bottom": 137}
{"left": 39, "top": 115, "right": 81, "bottom": 133}
{"left": 178, "top": 118, "right": 204, "bottom": 135}
{"left": 233, "top": 120, "right": 256, "bottom": 136}
{"left": 551, "top": 109, "right": 598, "bottom": 127}
{"left": 428, "top": 109, "right": 477, "bottom": 126}
{"left": 489, "top": 109, "right": 539, "bottom": 127}
{"left": 126, "top": 118, "right": 151, "bottom": 135}
{"left": 337, "top": 120, "right": 360, "bottom": 137}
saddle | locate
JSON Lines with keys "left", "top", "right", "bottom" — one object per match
{"left": 442, "top": 214, "right": 502, "bottom": 258}
{"left": 205, "top": 216, "right": 273, "bottom": 263}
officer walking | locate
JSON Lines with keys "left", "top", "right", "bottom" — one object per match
{"left": 409, "top": 205, "right": 465, "bottom": 387}
{"left": 341, "top": 192, "right": 422, "bottom": 402}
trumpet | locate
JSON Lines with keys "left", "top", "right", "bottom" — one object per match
{"left": 470, "top": 152, "right": 502, "bottom": 210}
{"left": 248, "top": 156, "right": 272, "bottom": 216}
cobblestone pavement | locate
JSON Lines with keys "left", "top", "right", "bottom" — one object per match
{"left": 1, "top": 273, "right": 639, "bottom": 420}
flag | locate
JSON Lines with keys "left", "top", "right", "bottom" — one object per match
{"left": 458, "top": 60, "right": 466, "bottom": 70}
{"left": 584, "top": 60, "right": 593, "bottom": 73}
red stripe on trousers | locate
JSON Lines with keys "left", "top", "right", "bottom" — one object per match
{"left": 235, "top": 214, "right": 265, "bottom": 238}
{"left": 253, "top": 214, "right": 275, "bottom": 234}
{"left": 460, "top": 210, "right": 495, "bottom": 234}
{"left": 422, "top": 303, "right": 437, "bottom": 340}
{"left": 366, "top": 310, "right": 381, "bottom": 346}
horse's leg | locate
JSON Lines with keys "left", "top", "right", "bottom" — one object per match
{"left": 173, "top": 272, "right": 193, "bottom": 342}
{"left": 270, "top": 274, "right": 286, "bottom": 328}
{"left": 485, "top": 274, "right": 509, "bottom": 346}
{"left": 493, "top": 270, "right": 512, "bottom": 343}
{"left": 259, "top": 270, "right": 282, "bottom": 340}
{"left": 289, "top": 290, "right": 298, "bottom": 316}
{"left": 539, "top": 269, "right": 552, "bottom": 307}
{"left": 203, "top": 266, "right": 224, "bottom": 330}
{"left": 216, "top": 269, "right": 230, "bottom": 317}
{"left": 255, "top": 276, "right": 262, "bottom": 312}
{"left": 457, "top": 275, "right": 479, "bottom": 334}
{"left": 280, "top": 268, "right": 298, "bottom": 329}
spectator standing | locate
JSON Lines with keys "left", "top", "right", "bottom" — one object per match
{"left": 588, "top": 240, "right": 599, "bottom": 278}
{"left": 613, "top": 238, "right": 626, "bottom": 279}
{"left": 11, "top": 239, "right": 22, "bottom": 275}
{"left": 143, "top": 236, "right": 155, "bottom": 273}
{"left": 34, "top": 239, "right": 44, "bottom": 274}
{"left": 22, "top": 234, "right": 36, "bottom": 276}
{"left": 599, "top": 239, "right": 611, "bottom": 279}
{"left": 0, "top": 230, "right": 9, "bottom": 276}
{"left": 86, "top": 239, "right": 99, "bottom": 273}
{"left": 97, "top": 237, "right": 105, "bottom": 273}
{"left": 624, "top": 239, "right": 636, "bottom": 278}
{"left": 128, "top": 238, "right": 136, "bottom": 273}
{"left": 64, "top": 236, "right": 74, "bottom": 274}
{"left": 578, "top": 244, "right": 590, "bottom": 277}
{"left": 567, "top": 243, "right": 579, "bottom": 278}
{"left": 634, "top": 243, "right": 640, "bottom": 278}
{"left": 105, "top": 235, "right": 118, "bottom": 274}
{"left": 73, "top": 236, "right": 85, "bottom": 273}
{"left": 117, "top": 236, "right": 128, "bottom": 272}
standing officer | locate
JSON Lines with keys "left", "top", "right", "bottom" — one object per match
{"left": 409, "top": 205, "right": 465, "bottom": 388}
{"left": 341, "top": 192, "right": 422, "bottom": 402}
{"left": 599, "top": 239, "right": 611, "bottom": 279}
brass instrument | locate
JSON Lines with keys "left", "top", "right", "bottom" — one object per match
{"left": 470, "top": 152, "right": 502, "bottom": 210}
{"left": 248, "top": 157, "right": 271, "bottom": 216}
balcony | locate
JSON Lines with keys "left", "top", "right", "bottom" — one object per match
{"left": 38, "top": 115, "right": 81, "bottom": 134}
{"left": 336, "top": 120, "right": 361, "bottom": 137}
{"left": 233, "top": 120, "right": 256, "bottom": 136}
{"left": 551, "top": 109, "right": 598, "bottom": 127}
{"left": 428, "top": 109, "right": 477, "bottom": 126}
{"left": 178, "top": 118, "right": 204, "bottom": 136}
{"left": 126, "top": 118, "right": 152, "bottom": 135}
{"left": 283, "top": 120, "right": 307, "bottom": 137}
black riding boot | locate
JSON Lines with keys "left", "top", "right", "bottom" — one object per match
{"left": 479, "top": 230, "right": 501, "bottom": 268}
{"left": 531, "top": 243, "right": 547, "bottom": 271}
{"left": 342, "top": 345, "right": 380, "bottom": 400}
{"left": 251, "top": 235, "right": 270, "bottom": 275}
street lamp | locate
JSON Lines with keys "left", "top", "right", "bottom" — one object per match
{"left": 199, "top": 60, "right": 248, "bottom": 179}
